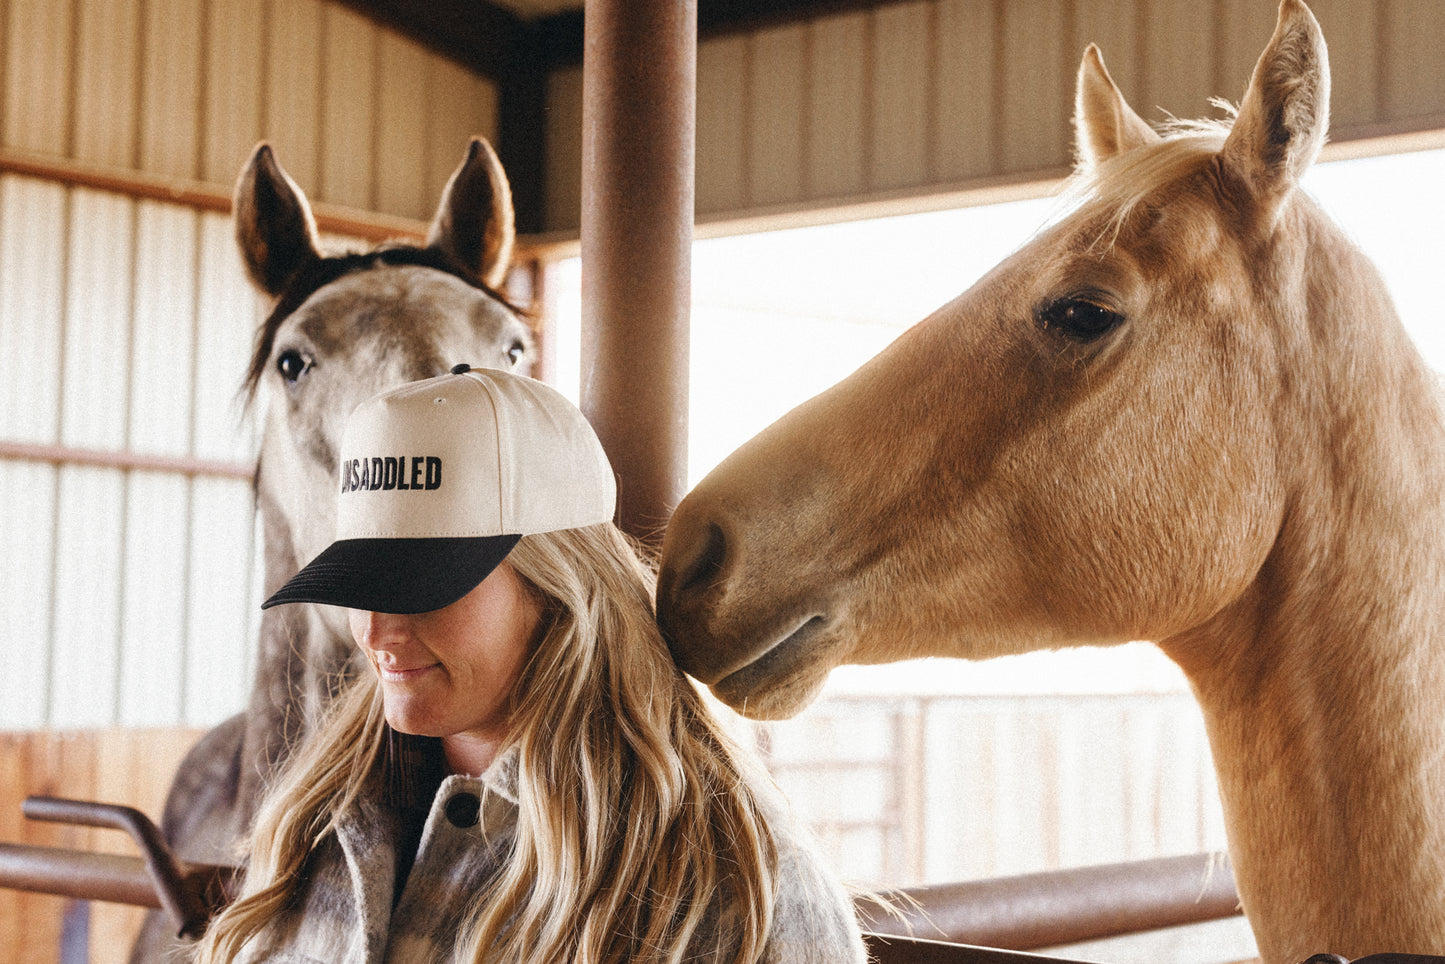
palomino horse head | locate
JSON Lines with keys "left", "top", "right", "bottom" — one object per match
{"left": 239, "top": 139, "right": 534, "bottom": 644}
{"left": 659, "top": 0, "right": 1376, "bottom": 720}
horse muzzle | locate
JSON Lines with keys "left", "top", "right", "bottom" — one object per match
{"left": 658, "top": 490, "right": 845, "bottom": 717}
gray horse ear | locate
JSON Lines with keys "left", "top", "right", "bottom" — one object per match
{"left": 1074, "top": 44, "right": 1158, "bottom": 170}
{"left": 1220, "top": 0, "right": 1329, "bottom": 220}
{"left": 233, "top": 144, "right": 323, "bottom": 297}
{"left": 426, "top": 138, "right": 515, "bottom": 289}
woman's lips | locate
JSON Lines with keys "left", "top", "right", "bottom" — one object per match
{"left": 375, "top": 662, "right": 440, "bottom": 682}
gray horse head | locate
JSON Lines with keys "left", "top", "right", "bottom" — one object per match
{"left": 237, "top": 138, "right": 535, "bottom": 647}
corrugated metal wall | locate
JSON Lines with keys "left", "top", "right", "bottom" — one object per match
{"left": 544, "top": 0, "right": 1445, "bottom": 232}
{"left": 0, "top": 0, "right": 501, "bottom": 732}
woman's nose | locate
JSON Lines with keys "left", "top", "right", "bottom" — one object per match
{"left": 351, "top": 610, "right": 410, "bottom": 650}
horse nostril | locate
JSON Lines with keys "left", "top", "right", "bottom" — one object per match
{"left": 661, "top": 521, "right": 730, "bottom": 625}
{"left": 682, "top": 523, "right": 728, "bottom": 596}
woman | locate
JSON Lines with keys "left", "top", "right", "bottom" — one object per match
{"left": 194, "top": 366, "right": 866, "bottom": 963}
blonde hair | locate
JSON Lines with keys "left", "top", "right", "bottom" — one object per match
{"left": 195, "top": 523, "right": 778, "bottom": 963}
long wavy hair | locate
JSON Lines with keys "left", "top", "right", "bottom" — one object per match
{"left": 194, "top": 523, "right": 778, "bottom": 963}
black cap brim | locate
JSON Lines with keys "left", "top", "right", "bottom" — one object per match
{"left": 262, "top": 534, "right": 523, "bottom": 615}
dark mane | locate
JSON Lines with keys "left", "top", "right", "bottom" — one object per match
{"left": 242, "top": 244, "right": 513, "bottom": 403}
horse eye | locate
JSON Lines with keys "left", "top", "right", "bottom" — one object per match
{"left": 507, "top": 340, "right": 525, "bottom": 365}
{"left": 1038, "top": 298, "right": 1124, "bottom": 340}
{"left": 276, "top": 349, "right": 315, "bottom": 384}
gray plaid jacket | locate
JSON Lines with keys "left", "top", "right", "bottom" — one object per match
{"left": 230, "top": 748, "right": 866, "bottom": 963}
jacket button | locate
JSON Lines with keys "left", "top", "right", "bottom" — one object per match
{"left": 445, "top": 792, "right": 481, "bottom": 828}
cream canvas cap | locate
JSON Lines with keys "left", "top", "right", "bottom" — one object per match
{"left": 263, "top": 365, "right": 617, "bottom": 614}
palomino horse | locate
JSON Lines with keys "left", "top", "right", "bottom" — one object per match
{"left": 658, "top": 2, "right": 1445, "bottom": 962}
{"left": 129, "top": 139, "right": 534, "bottom": 962}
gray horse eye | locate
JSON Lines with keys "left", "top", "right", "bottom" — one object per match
{"left": 276, "top": 348, "right": 315, "bottom": 384}
{"left": 507, "top": 340, "right": 525, "bottom": 365}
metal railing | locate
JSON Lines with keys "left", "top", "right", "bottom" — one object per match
{"left": 2, "top": 796, "right": 1443, "bottom": 964}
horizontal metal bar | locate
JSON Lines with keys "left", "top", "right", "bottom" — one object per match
{"left": 0, "top": 844, "right": 236, "bottom": 920}
{"left": 0, "top": 440, "right": 255, "bottom": 480}
{"left": 858, "top": 852, "right": 1240, "bottom": 951}
{"left": 21, "top": 797, "right": 236, "bottom": 937}
{"left": 0, "top": 845, "right": 161, "bottom": 908}
{"left": 863, "top": 933, "right": 1095, "bottom": 964}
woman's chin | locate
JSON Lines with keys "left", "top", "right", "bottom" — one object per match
{"left": 382, "top": 704, "right": 445, "bottom": 738}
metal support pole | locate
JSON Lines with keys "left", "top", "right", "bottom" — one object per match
{"left": 579, "top": 0, "right": 696, "bottom": 546}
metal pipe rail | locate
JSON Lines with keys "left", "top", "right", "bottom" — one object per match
{"left": 858, "top": 851, "right": 1242, "bottom": 951}
{"left": 4, "top": 800, "right": 1443, "bottom": 964}
{"left": 4, "top": 796, "right": 236, "bottom": 938}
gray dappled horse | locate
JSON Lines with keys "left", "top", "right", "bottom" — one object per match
{"left": 129, "top": 139, "right": 534, "bottom": 962}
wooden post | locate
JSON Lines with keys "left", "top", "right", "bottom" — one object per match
{"left": 579, "top": 0, "right": 697, "bottom": 546}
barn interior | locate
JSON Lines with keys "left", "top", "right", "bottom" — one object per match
{"left": 0, "top": 0, "right": 1442, "bottom": 961}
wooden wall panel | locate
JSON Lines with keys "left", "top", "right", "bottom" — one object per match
{"left": 806, "top": 13, "right": 869, "bottom": 199}
{"left": 264, "top": 0, "right": 325, "bottom": 193}
{"left": 1379, "top": 0, "right": 1445, "bottom": 124}
{"left": 546, "top": 0, "right": 1445, "bottom": 234}
{"left": 139, "top": 0, "right": 204, "bottom": 179}
{"left": 1138, "top": 0, "right": 1218, "bottom": 125}
{"left": 201, "top": 0, "right": 266, "bottom": 186}
{"left": 376, "top": 32, "right": 432, "bottom": 221}
{"left": 1075, "top": 0, "right": 1140, "bottom": 106}
{"left": 933, "top": 0, "right": 997, "bottom": 185}
{"left": 73, "top": 0, "right": 141, "bottom": 169}
{"left": 748, "top": 26, "right": 808, "bottom": 208}
{"left": 1216, "top": 0, "right": 1281, "bottom": 107}
{"left": 543, "top": 64, "right": 584, "bottom": 234}
{"left": 0, "top": 731, "right": 96, "bottom": 964}
{"left": 3, "top": 0, "right": 73, "bottom": 155}
{"left": 695, "top": 36, "right": 749, "bottom": 216}
{"left": 872, "top": 3, "right": 934, "bottom": 191}
{"left": 997, "top": 0, "right": 1070, "bottom": 176}
{"left": 320, "top": 3, "right": 379, "bottom": 210}
{"left": 1308, "top": 0, "right": 1379, "bottom": 132}
{"left": 428, "top": 57, "right": 502, "bottom": 206}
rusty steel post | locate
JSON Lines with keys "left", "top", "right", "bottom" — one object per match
{"left": 579, "top": 0, "right": 696, "bottom": 546}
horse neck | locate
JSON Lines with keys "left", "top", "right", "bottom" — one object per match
{"left": 238, "top": 461, "right": 360, "bottom": 809}
{"left": 1164, "top": 211, "right": 1445, "bottom": 963}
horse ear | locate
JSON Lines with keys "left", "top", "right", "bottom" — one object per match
{"left": 1219, "top": 0, "right": 1329, "bottom": 220}
{"left": 426, "top": 138, "right": 515, "bottom": 289}
{"left": 1074, "top": 45, "right": 1159, "bottom": 170}
{"left": 233, "top": 144, "right": 323, "bottom": 298}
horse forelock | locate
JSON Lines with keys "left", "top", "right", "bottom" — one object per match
{"left": 1059, "top": 121, "right": 1233, "bottom": 248}
{"left": 241, "top": 244, "right": 518, "bottom": 406}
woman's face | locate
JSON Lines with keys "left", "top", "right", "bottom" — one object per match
{"left": 349, "top": 561, "right": 543, "bottom": 771}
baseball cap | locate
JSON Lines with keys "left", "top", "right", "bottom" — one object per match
{"left": 262, "top": 365, "right": 617, "bottom": 614}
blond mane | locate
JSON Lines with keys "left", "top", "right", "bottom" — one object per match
{"left": 1060, "top": 116, "right": 1233, "bottom": 244}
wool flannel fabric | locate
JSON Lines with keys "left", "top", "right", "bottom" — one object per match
{"left": 227, "top": 748, "right": 867, "bottom": 963}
